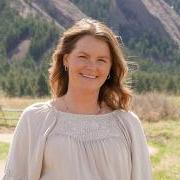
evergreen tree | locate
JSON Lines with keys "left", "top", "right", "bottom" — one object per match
{"left": 36, "top": 73, "right": 49, "bottom": 97}
{"left": 5, "top": 76, "right": 17, "bottom": 96}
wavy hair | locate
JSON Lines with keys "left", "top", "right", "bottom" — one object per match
{"left": 49, "top": 18, "right": 133, "bottom": 111}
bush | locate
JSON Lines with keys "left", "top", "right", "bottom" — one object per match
{"left": 131, "top": 92, "right": 180, "bottom": 122}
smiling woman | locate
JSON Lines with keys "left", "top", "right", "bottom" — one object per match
{"left": 3, "top": 18, "right": 152, "bottom": 180}
{"left": 62, "top": 35, "right": 112, "bottom": 98}
{"left": 49, "top": 18, "right": 132, "bottom": 113}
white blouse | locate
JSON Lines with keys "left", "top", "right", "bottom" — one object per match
{"left": 3, "top": 102, "right": 152, "bottom": 180}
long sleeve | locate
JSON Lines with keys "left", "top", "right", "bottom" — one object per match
{"left": 3, "top": 110, "right": 30, "bottom": 180}
{"left": 116, "top": 111, "right": 152, "bottom": 180}
{"left": 128, "top": 112, "right": 152, "bottom": 180}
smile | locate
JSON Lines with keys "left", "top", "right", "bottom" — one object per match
{"left": 80, "top": 73, "right": 97, "bottom": 79}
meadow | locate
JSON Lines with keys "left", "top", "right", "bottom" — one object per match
{"left": 0, "top": 92, "right": 180, "bottom": 179}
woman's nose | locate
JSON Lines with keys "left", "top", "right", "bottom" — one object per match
{"left": 86, "top": 60, "right": 97, "bottom": 69}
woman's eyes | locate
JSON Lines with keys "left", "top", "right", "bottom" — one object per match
{"left": 97, "top": 59, "right": 106, "bottom": 62}
{"left": 78, "top": 56, "right": 106, "bottom": 63}
{"left": 78, "top": 55, "right": 87, "bottom": 59}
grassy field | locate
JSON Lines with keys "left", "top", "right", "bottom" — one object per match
{"left": 0, "top": 93, "right": 180, "bottom": 179}
{"left": 0, "top": 143, "right": 9, "bottom": 161}
{"left": 0, "top": 95, "right": 50, "bottom": 109}
{"left": 144, "top": 120, "right": 180, "bottom": 179}
{"left": 0, "top": 95, "right": 50, "bottom": 127}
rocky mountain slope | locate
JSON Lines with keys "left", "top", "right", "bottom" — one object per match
{"left": 36, "top": 0, "right": 180, "bottom": 48}
{"left": 1, "top": 0, "right": 180, "bottom": 97}
{"left": 36, "top": 0, "right": 87, "bottom": 28}
{"left": 108, "top": 0, "right": 171, "bottom": 41}
{"left": 142, "top": 0, "right": 180, "bottom": 48}
{"left": 8, "top": 0, "right": 180, "bottom": 62}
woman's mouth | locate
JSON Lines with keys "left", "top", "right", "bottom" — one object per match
{"left": 80, "top": 73, "right": 97, "bottom": 79}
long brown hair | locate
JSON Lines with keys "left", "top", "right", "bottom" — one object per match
{"left": 49, "top": 18, "right": 133, "bottom": 111}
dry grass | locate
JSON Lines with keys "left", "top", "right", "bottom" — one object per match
{"left": 0, "top": 92, "right": 180, "bottom": 122}
{"left": 0, "top": 95, "right": 50, "bottom": 109}
{"left": 131, "top": 92, "right": 180, "bottom": 122}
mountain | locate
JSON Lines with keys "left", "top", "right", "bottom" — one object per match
{"left": 2, "top": 0, "right": 180, "bottom": 63}
{"left": 36, "top": 0, "right": 87, "bottom": 28}
{"left": 68, "top": 0, "right": 180, "bottom": 64}
{"left": 142, "top": 0, "right": 180, "bottom": 48}
{"left": 113, "top": 0, "right": 180, "bottom": 48}
{"left": 1, "top": 0, "right": 180, "bottom": 97}
{"left": 10, "top": 0, "right": 87, "bottom": 29}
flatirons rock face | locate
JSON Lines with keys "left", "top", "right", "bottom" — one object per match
{"left": 109, "top": 0, "right": 180, "bottom": 47}
{"left": 12, "top": 0, "right": 180, "bottom": 47}
{"left": 33, "top": 0, "right": 180, "bottom": 47}
{"left": 35, "top": 0, "right": 87, "bottom": 28}
{"left": 142, "top": 0, "right": 180, "bottom": 47}
{"left": 110, "top": 0, "right": 169, "bottom": 34}
{"left": 10, "top": 0, "right": 180, "bottom": 50}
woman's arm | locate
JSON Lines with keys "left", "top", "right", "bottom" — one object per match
{"left": 116, "top": 111, "right": 152, "bottom": 180}
{"left": 3, "top": 110, "right": 30, "bottom": 180}
{"left": 128, "top": 112, "right": 152, "bottom": 180}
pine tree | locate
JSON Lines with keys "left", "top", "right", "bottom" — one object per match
{"left": 36, "top": 73, "right": 49, "bottom": 97}
{"left": 5, "top": 77, "right": 17, "bottom": 96}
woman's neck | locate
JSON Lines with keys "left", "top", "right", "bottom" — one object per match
{"left": 63, "top": 90, "right": 100, "bottom": 114}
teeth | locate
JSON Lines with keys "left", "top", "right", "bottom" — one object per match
{"left": 82, "top": 74, "right": 96, "bottom": 79}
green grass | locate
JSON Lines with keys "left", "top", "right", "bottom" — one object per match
{"left": 0, "top": 95, "right": 49, "bottom": 126}
{"left": 143, "top": 120, "right": 180, "bottom": 180}
{"left": 0, "top": 110, "right": 21, "bottom": 127}
{"left": 0, "top": 142, "right": 9, "bottom": 161}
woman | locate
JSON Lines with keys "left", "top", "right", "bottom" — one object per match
{"left": 3, "top": 18, "right": 152, "bottom": 180}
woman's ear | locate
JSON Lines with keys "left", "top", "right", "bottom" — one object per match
{"left": 63, "top": 54, "right": 69, "bottom": 67}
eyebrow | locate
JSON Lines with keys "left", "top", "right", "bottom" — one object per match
{"left": 78, "top": 51, "right": 110, "bottom": 59}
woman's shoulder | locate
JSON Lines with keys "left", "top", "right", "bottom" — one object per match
{"left": 115, "top": 109, "right": 142, "bottom": 129}
{"left": 24, "top": 101, "right": 50, "bottom": 111}
{"left": 114, "top": 110, "right": 147, "bottom": 145}
{"left": 115, "top": 109, "right": 139, "bottom": 119}
{"left": 20, "top": 101, "right": 51, "bottom": 120}
{"left": 16, "top": 101, "right": 55, "bottom": 134}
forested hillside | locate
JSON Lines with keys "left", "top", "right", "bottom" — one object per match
{"left": 0, "top": 0, "right": 180, "bottom": 97}
{"left": 69, "top": 0, "right": 180, "bottom": 94}
{"left": 70, "top": 0, "right": 180, "bottom": 65}
{"left": 0, "top": 0, "right": 63, "bottom": 96}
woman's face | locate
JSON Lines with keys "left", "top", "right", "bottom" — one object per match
{"left": 63, "top": 35, "right": 112, "bottom": 93}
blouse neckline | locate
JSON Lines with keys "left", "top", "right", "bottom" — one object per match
{"left": 46, "top": 100, "right": 120, "bottom": 119}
